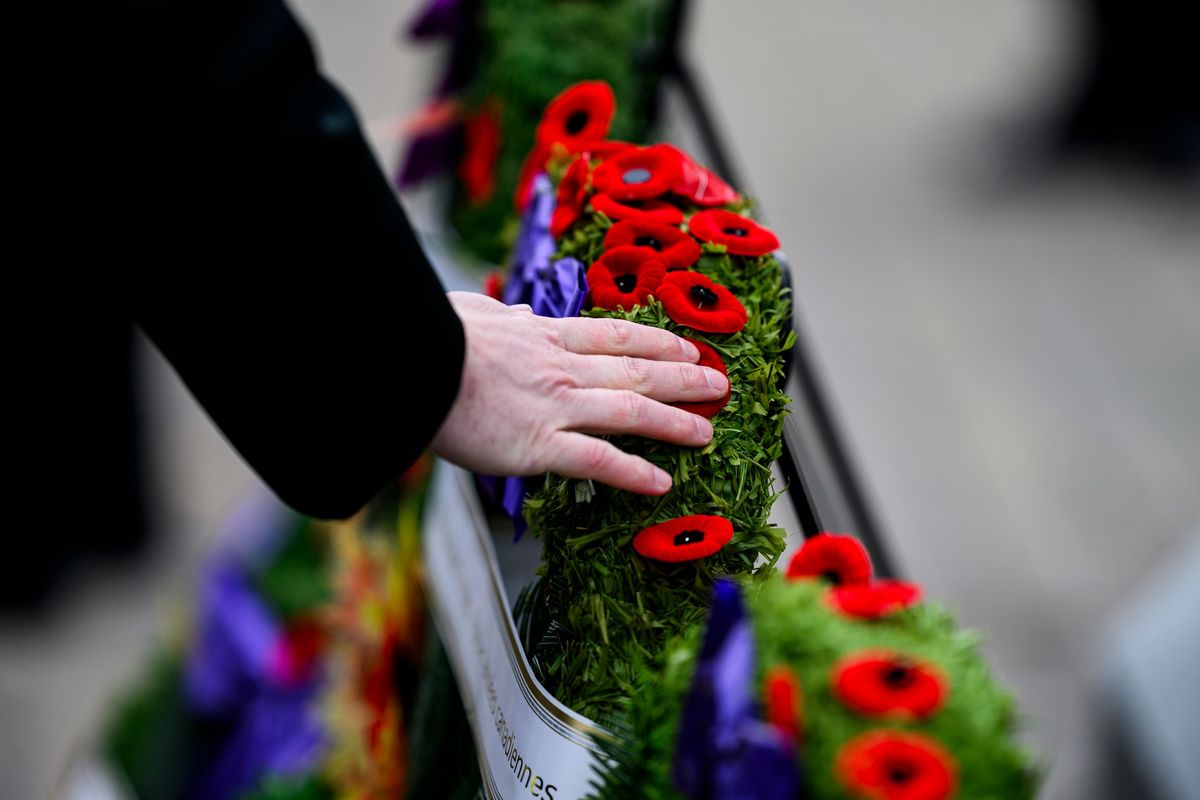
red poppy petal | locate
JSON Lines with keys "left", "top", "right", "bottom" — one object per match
{"left": 633, "top": 514, "right": 734, "bottom": 562}
{"left": 551, "top": 206, "right": 577, "bottom": 238}
{"left": 764, "top": 665, "right": 804, "bottom": 741}
{"left": 690, "top": 209, "right": 780, "bottom": 257}
{"left": 514, "top": 145, "right": 550, "bottom": 211}
{"left": 835, "top": 731, "right": 957, "bottom": 800}
{"left": 592, "top": 144, "right": 684, "bottom": 200}
{"left": 483, "top": 270, "right": 504, "bottom": 301}
{"left": 832, "top": 650, "right": 948, "bottom": 720}
{"left": 657, "top": 272, "right": 748, "bottom": 334}
{"left": 604, "top": 218, "right": 701, "bottom": 270}
{"left": 660, "top": 144, "right": 741, "bottom": 207}
{"left": 459, "top": 100, "right": 502, "bottom": 205}
{"left": 786, "top": 533, "right": 873, "bottom": 586}
{"left": 671, "top": 340, "right": 729, "bottom": 418}
{"left": 590, "top": 193, "right": 686, "bottom": 225}
{"left": 582, "top": 140, "right": 636, "bottom": 160}
{"left": 829, "top": 580, "right": 923, "bottom": 620}
{"left": 536, "top": 81, "right": 616, "bottom": 151}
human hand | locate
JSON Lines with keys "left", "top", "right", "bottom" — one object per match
{"left": 430, "top": 291, "right": 729, "bottom": 494}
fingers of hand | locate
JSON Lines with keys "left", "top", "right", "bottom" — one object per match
{"left": 548, "top": 432, "right": 672, "bottom": 495}
{"left": 570, "top": 354, "right": 727, "bottom": 401}
{"left": 551, "top": 316, "right": 700, "bottom": 363}
{"left": 568, "top": 389, "right": 713, "bottom": 446}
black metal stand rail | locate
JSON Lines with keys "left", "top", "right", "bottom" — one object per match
{"left": 654, "top": 0, "right": 897, "bottom": 577}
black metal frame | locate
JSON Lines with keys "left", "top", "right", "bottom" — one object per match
{"left": 653, "top": 0, "right": 897, "bottom": 577}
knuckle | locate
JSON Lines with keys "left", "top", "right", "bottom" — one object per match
{"left": 678, "top": 363, "right": 700, "bottom": 391}
{"left": 543, "top": 319, "right": 567, "bottom": 350}
{"left": 622, "top": 356, "right": 651, "bottom": 389}
{"left": 605, "top": 319, "right": 633, "bottom": 350}
{"left": 616, "top": 390, "right": 643, "bottom": 425}
{"left": 581, "top": 440, "right": 612, "bottom": 474}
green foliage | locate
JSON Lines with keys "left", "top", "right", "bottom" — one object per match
{"left": 451, "top": 0, "right": 665, "bottom": 261}
{"left": 406, "top": 633, "right": 485, "bottom": 800}
{"left": 102, "top": 653, "right": 212, "bottom": 800}
{"left": 252, "top": 519, "right": 333, "bottom": 621}
{"left": 518, "top": 203, "right": 794, "bottom": 725}
{"left": 241, "top": 775, "right": 334, "bottom": 800}
{"left": 589, "top": 579, "right": 1041, "bottom": 799}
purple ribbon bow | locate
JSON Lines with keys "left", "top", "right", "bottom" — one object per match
{"left": 673, "top": 580, "right": 804, "bottom": 800}
{"left": 482, "top": 174, "right": 587, "bottom": 540}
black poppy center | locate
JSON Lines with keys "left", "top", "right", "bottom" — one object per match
{"left": 723, "top": 226, "right": 750, "bottom": 237}
{"left": 623, "top": 167, "right": 653, "bottom": 185}
{"left": 565, "top": 109, "right": 590, "bottom": 135}
{"left": 689, "top": 284, "right": 719, "bottom": 309}
{"left": 673, "top": 529, "right": 706, "bottom": 546}
{"left": 634, "top": 235, "right": 662, "bottom": 250}
{"left": 820, "top": 569, "right": 843, "bottom": 585}
{"left": 614, "top": 273, "right": 638, "bottom": 293}
{"left": 887, "top": 763, "right": 915, "bottom": 784}
{"left": 883, "top": 664, "right": 915, "bottom": 688}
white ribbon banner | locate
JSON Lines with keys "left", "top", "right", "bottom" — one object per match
{"left": 423, "top": 463, "right": 611, "bottom": 800}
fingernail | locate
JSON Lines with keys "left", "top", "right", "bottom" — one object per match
{"left": 694, "top": 415, "right": 713, "bottom": 440}
{"left": 653, "top": 468, "right": 672, "bottom": 492}
{"left": 680, "top": 339, "right": 700, "bottom": 362}
{"left": 703, "top": 368, "right": 728, "bottom": 392}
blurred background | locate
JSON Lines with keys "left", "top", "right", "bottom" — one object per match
{"left": 3, "top": 0, "right": 1199, "bottom": 798}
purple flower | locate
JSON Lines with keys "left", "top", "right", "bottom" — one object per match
{"left": 182, "top": 496, "right": 325, "bottom": 799}
{"left": 184, "top": 561, "right": 287, "bottom": 713}
{"left": 193, "top": 689, "right": 325, "bottom": 800}
{"left": 673, "top": 580, "right": 803, "bottom": 800}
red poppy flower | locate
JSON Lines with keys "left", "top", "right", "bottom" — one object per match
{"left": 633, "top": 514, "right": 734, "bottom": 562}
{"left": 551, "top": 156, "right": 591, "bottom": 237}
{"left": 786, "top": 533, "right": 873, "bottom": 586}
{"left": 590, "top": 193, "right": 685, "bottom": 225}
{"left": 689, "top": 209, "right": 780, "bottom": 257}
{"left": 671, "top": 340, "right": 729, "bottom": 418}
{"left": 604, "top": 218, "right": 700, "bottom": 270}
{"left": 657, "top": 272, "right": 748, "bottom": 334}
{"left": 660, "top": 144, "right": 741, "bottom": 207}
{"left": 832, "top": 651, "right": 948, "bottom": 720}
{"left": 835, "top": 731, "right": 957, "bottom": 800}
{"left": 458, "top": 100, "right": 502, "bottom": 205}
{"left": 535, "top": 81, "right": 616, "bottom": 152}
{"left": 586, "top": 246, "right": 666, "bottom": 311}
{"left": 764, "top": 665, "right": 804, "bottom": 741}
{"left": 592, "top": 144, "right": 684, "bottom": 201}
{"left": 483, "top": 270, "right": 504, "bottom": 301}
{"left": 829, "top": 580, "right": 923, "bottom": 620}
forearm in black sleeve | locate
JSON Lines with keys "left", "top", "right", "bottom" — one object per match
{"left": 95, "top": 0, "right": 467, "bottom": 518}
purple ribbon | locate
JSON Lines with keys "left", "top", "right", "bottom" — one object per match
{"left": 673, "top": 580, "right": 803, "bottom": 800}
{"left": 396, "top": 0, "right": 475, "bottom": 188}
{"left": 482, "top": 175, "right": 587, "bottom": 541}
{"left": 503, "top": 173, "right": 558, "bottom": 306}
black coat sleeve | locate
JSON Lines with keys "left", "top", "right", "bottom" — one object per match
{"left": 5, "top": 0, "right": 465, "bottom": 519}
